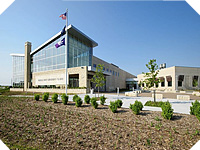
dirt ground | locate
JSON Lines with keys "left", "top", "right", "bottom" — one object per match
{"left": 0, "top": 96, "right": 200, "bottom": 150}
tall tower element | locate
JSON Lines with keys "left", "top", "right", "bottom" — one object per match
{"left": 24, "top": 41, "right": 31, "bottom": 91}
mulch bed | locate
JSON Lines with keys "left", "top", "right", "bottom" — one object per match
{"left": 0, "top": 96, "right": 200, "bottom": 150}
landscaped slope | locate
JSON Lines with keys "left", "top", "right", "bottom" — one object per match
{"left": 0, "top": 96, "right": 200, "bottom": 149}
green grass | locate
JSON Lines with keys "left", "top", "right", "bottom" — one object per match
{"left": 144, "top": 101, "right": 164, "bottom": 107}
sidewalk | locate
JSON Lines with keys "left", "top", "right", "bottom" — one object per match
{"left": 76, "top": 94, "right": 194, "bottom": 114}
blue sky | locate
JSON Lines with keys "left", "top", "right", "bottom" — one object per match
{"left": 0, "top": 0, "right": 200, "bottom": 85}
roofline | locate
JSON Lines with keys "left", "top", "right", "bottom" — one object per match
{"left": 10, "top": 53, "right": 25, "bottom": 57}
{"left": 174, "top": 66, "right": 200, "bottom": 69}
{"left": 30, "top": 24, "right": 98, "bottom": 56}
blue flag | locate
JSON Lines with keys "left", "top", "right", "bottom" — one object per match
{"left": 55, "top": 38, "right": 65, "bottom": 48}
{"left": 61, "top": 25, "right": 66, "bottom": 36}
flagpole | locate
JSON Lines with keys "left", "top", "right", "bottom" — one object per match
{"left": 65, "top": 9, "right": 68, "bottom": 95}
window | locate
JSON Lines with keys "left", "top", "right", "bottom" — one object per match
{"left": 103, "top": 67, "right": 105, "bottom": 71}
{"left": 110, "top": 70, "right": 112, "bottom": 73}
{"left": 118, "top": 72, "right": 119, "bottom": 77}
{"left": 166, "top": 76, "right": 172, "bottom": 87}
{"left": 161, "top": 82, "right": 165, "bottom": 87}
{"left": 93, "top": 64, "right": 96, "bottom": 68}
{"left": 193, "top": 76, "right": 198, "bottom": 87}
{"left": 178, "top": 75, "right": 184, "bottom": 87}
{"left": 113, "top": 71, "right": 114, "bottom": 75}
{"left": 106, "top": 69, "right": 109, "bottom": 72}
{"left": 178, "top": 81, "right": 182, "bottom": 87}
{"left": 168, "top": 81, "right": 172, "bottom": 87}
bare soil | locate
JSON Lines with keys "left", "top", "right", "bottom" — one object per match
{"left": 0, "top": 96, "right": 200, "bottom": 150}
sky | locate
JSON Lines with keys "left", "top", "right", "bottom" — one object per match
{"left": 0, "top": 0, "right": 200, "bottom": 85}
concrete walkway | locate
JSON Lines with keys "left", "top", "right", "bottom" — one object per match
{"left": 75, "top": 94, "right": 194, "bottom": 115}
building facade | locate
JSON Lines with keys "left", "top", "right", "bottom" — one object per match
{"left": 10, "top": 24, "right": 135, "bottom": 93}
{"left": 137, "top": 66, "right": 200, "bottom": 92}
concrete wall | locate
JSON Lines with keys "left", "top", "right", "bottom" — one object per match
{"left": 10, "top": 88, "right": 24, "bottom": 92}
{"left": 137, "top": 67, "right": 175, "bottom": 92}
{"left": 32, "top": 66, "right": 88, "bottom": 88}
{"left": 10, "top": 88, "right": 87, "bottom": 94}
{"left": 137, "top": 66, "right": 200, "bottom": 92}
{"left": 175, "top": 66, "right": 200, "bottom": 90}
{"left": 92, "top": 56, "right": 136, "bottom": 91}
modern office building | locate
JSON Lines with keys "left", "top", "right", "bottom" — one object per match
{"left": 10, "top": 25, "right": 135, "bottom": 93}
{"left": 137, "top": 66, "right": 200, "bottom": 92}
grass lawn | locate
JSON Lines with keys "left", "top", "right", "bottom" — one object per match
{"left": 0, "top": 94, "right": 200, "bottom": 149}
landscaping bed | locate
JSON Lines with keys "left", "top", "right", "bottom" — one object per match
{"left": 0, "top": 96, "right": 200, "bottom": 149}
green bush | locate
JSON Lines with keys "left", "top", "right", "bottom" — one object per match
{"left": 195, "top": 106, "right": 200, "bottom": 122}
{"left": 161, "top": 101, "right": 173, "bottom": 120}
{"left": 109, "top": 101, "right": 118, "bottom": 113}
{"left": 73, "top": 94, "right": 78, "bottom": 102}
{"left": 130, "top": 100, "right": 143, "bottom": 115}
{"left": 100, "top": 95, "right": 106, "bottom": 105}
{"left": 84, "top": 95, "right": 90, "bottom": 104}
{"left": 61, "top": 93, "right": 68, "bottom": 105}
{"left": 190, "top": 100, "right": 200, "bottom": 115}
{"left": 91, "top": 97, "right": 98, "bottom": 109}
{"left": 42, "top": 93, "right": 49, "bottom": 102}
{"left": 145, "top": 101, "right": 164, "bottom": 107}
{"left": 52, "top": 93, "right": 58, "bottom": 103}
{"left": 115, "top": 99, "right": 123, "bottom": 108}
{"left": 34, "top": 94, "right": 40, "bottom": 101}
{"left": 75, "top": 97, "right": 82, "bottom": 107}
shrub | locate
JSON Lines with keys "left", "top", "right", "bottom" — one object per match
{"left": 161, "top": 101, "right": 173, "bottom": 120}
{"left": 34, "top": 94, "right": 40, "bottom": 101}
{"left": 115, "top": 99, "right": 123, "bottom": 108}
{"left": 100, "top": 95, "right": 106, "bottom": 105}
{"left": 75, "top": 97, "right": 82, "bottom": 107}
{"left": 73, "top": 94, "right": 78, "bottom": 102}
{"left": 195, "top": 106, "right": 200, "bottom": 122}
{"left": 91, "top": 97, "right": 98, "bottom": 109}
{"left": 190, "top": 100, "right": 200, "bottom": 115}
{"left": 61, "top": 93, "right": 68, "bottom": 105}
{"left": 42, "top": 93, "right": 49, "bottom": 102}
{"left": 130, "top": 100, "right": 143, "bottom": 115}
{"left": 84, "top": 95, "right": 90, "bottom": 104}
{"left": 145, "top": 101, "right": 164, "bottom": 107}
{"left": 109, "top": 101, "right": 118, "bottom": 113}
{"left": 52, "top": 93, "right": 58, "bottom": 103}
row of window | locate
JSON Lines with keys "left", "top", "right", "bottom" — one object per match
{"left": 32, "top": 34, "right": 93, "bottom": 73}
{"left": 93, "top": 64, "right": 119, "bottom": 77}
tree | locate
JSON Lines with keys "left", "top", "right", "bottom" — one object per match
{"left": 91, "top": 64, "right": 106, "bottom": 97}
{"left": 142, "top": 59, "right": 161, "bottom": 102}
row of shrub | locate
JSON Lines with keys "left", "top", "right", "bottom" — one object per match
{"left": 34, "top": 93, "right": 106, "bottom": 109}
{"left": 129, "top": 100, "right": 173, "bottom": 120}
{"left": 34, "top": 93, "right": 68, "bottom": 104}
{"left": 34, "top": 93, "right": 174, "bottom": 120}
{"left": 190, "top": 100, "right": 200, "bottom": 121}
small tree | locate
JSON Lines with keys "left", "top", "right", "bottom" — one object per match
{"left": 142, "top": 59, "right": 161, "bottom": 102}
{"left": 91, "top": 64, "right": 106, "bottom": 97}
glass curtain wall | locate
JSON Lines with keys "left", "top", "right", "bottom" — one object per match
{"left": 12, "top": 56, "right": 24, "bottom": 87}
{"left": 32, "top": 34, "right": 92, "bottom": 73}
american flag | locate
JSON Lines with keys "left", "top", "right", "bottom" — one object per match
{"left": 59, "top": 12, "right": 66, "bottom": 20}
